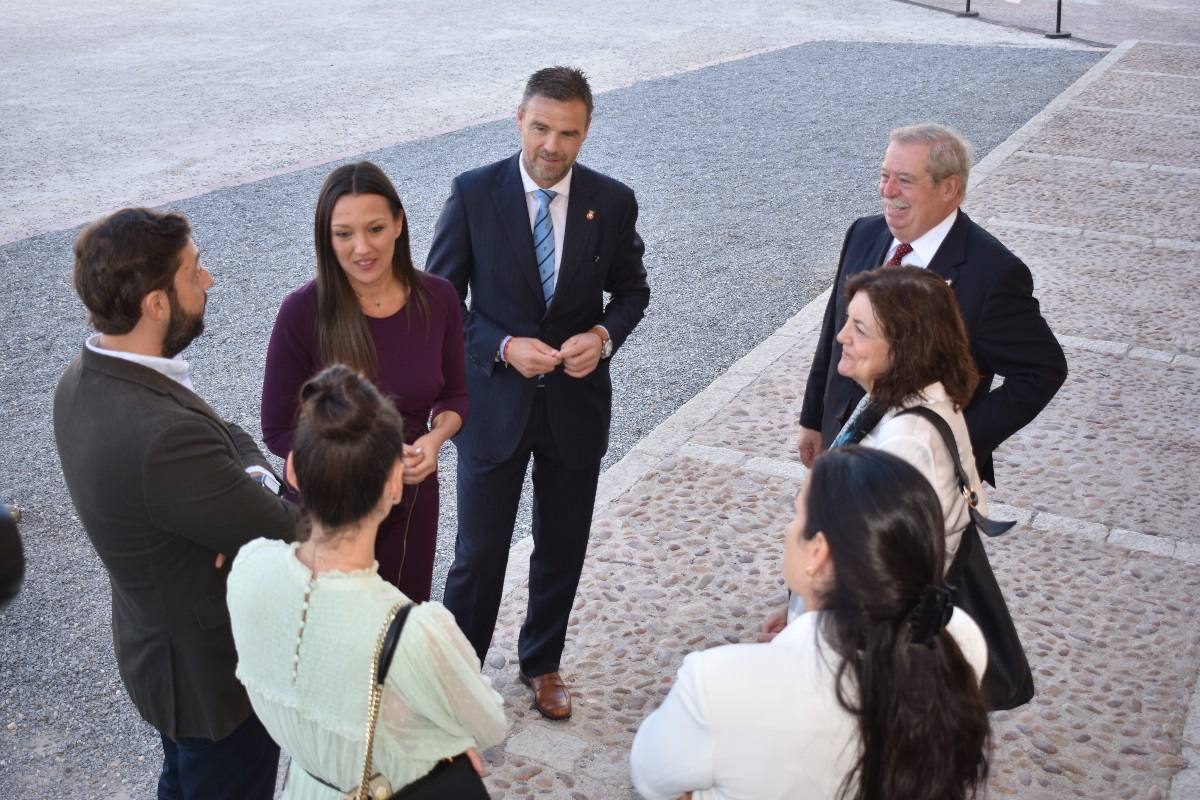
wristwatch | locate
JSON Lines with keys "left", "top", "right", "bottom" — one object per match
{"left": 591, "top": 326, "right": 613, "bottom": 359}
{"left": 245, "top": 465, "right": 284, "bottom": 496}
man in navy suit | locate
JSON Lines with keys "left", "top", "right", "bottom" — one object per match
{"left": 797, "top": 123, "right": 1066, "bottom": 487}
{"left": 427, "top": 66, "right": 649, "bottom": 720}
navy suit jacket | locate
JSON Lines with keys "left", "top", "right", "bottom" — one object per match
{"left": 799, "top": 211, "right": 1067, "bottom": 485}
{"left": 427, "top": 154, "right": 649, "bottom": 466}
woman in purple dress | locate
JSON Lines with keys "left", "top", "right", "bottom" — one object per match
{"left": 261, "top": 161, "right": 467, "bottom": 601}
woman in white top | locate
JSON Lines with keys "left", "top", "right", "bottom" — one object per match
{"left": 774, "top": 266, "right": 988, "bottom": 628}
{"left": 228, "top": 365, "right": 506, "bottom": 799}
{"left": 631, "top": 447, "right": 990, "bottom": 800}
{"left": 831, "top": 265, "right": 986, "bottom": 564}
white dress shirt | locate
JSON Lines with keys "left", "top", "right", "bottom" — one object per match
{"left": 518, "top": 152, "right": 571, "bottom": 281}
{"left": 862, "top": 382, "right": 986, "bottom": 564}
{"left": 883, "top": 208, "right": 959, "bottom": 268}
{"left": 85, "top": 334, "right": 195, "bottom": 391}
{"left": 630, "top": 609, "right": 987, "bottom": 800}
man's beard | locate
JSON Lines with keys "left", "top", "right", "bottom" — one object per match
{"left": 525, "top": 149, "right": 572, "bottom": 186}
{"left": 162, "top": 292, "right": 205, "bottom": 359}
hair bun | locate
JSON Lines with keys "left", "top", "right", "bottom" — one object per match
{"left": 298, "top": 364, "right": 379, "bottom": 442}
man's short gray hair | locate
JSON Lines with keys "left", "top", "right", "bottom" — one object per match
{"left": 889, "top": 123, "right": 973, "bottom": 201}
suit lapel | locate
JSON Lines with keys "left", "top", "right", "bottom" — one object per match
{"left": 550, "top": 167, "right": 597, "bottom": 311}
{"left": 491, "top": 155, "right": 543, "bottom": 301}
{"left": 870, "top": 224, "right": 893, "bottom": 270}
{"left": 926, "top": 209, "right": 967, "bottom": 286}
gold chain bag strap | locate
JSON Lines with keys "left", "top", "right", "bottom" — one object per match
{"left": 347, "top": 600, "right": 416, "bottom": 800}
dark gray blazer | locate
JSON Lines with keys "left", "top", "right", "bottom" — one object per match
{"left": 799, "top": 211, "right": 1067, "bottom": 485}
{"left": 54, "top": 346, "right": 300, "bottom": 740}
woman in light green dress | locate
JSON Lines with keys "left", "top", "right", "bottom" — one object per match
{"left": 228, "top": 364, "right": 507, "bottom": 798}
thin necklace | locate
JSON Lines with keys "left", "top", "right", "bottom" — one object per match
{"left": 357, "top": 281, "right": 405, "bottom": 311}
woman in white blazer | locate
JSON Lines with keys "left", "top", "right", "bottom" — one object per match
{"left": 630, "top": 447, "right": 991, "bottom": 800}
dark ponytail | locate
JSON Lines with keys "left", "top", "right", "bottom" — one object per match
{"left": 804, "top": 446, "right": 990, "bottom": 800}
{"left": 291, "top": 364, "right": 404, "bottom": 533}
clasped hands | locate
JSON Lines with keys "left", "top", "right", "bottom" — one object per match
{"left": 504, "top": 331, "right": 602, "bottom": 379}
{"left": 402, "top": 431, "right": 446, "bottom": 485}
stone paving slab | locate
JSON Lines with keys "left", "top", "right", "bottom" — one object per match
{"left": 478, "top": 451, "right": 1200, "bottom": 799}
{"left": 984, "top": 525, "right": 1200, "bottom": 799}
{"left": 995, "top": 228, "right": 1200, "bottom": 355}
{"left": 689, "top": 337, "right": 814, "bottom": 461}
{"left": 967, "top": 153, "right": 1200, "bottom": 241}
{"left": 686, "top": 301, "right": 1199, "bottom": 542}
{"left": 689, "top": 369, "right": 811, "bottom": 461}
{"left": 1074, "top": 69, "right": 1200, "bottom": 117}
{"left": 479, "top": 457, "right": 795, "bottom": 799}
{"left": 1022, "top": 106, "right": 1200, "bottom": 168}
{"left": 989, "top": 347, "right": 1199, "bottom": 539}
{"left": 1120, "top": 42, "right": 1200, "bottom": 77}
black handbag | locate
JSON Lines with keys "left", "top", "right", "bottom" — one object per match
{"left": 897, "top": 407, "right": 1036, "bottom": 711}
{"left": 306, "top": 601, "right": 491, "bottom": 799}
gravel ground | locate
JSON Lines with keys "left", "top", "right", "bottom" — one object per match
{"left": 0, "top": 0, "right": 1087, "bottom": 245}
{"left": 0, "top": 40, "right": 1100, "bottom": 798}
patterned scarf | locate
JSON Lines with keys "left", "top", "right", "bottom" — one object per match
{"left": 830, "top": 394, "right": 886, "bottom": 450}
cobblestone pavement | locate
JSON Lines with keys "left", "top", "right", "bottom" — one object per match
{"left": 476, "top": 41, "right": 1200, "bottom": 799}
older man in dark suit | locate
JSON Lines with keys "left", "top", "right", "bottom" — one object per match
{"left": 54, "top": 208, "right": 299, "bottom": 800}
{"left": 428, "top": 66, "right": 649, "bottom": 721}
{"left": 797, "top": 123, "right": 1067, "bottom": 486}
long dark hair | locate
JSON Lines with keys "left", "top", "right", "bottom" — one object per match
{"left": 313, "top": 161, "right": 429, "bottom": 379}
{"left": 845, "top": 266, "right": 979, "bottom": 411}
{"left": 804, "top": 446, "right": 990, "bottom": 800}
{"left": 291, "top": 364, "right": 405, "bottom": 534}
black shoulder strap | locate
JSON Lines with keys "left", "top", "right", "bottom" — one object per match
{"left": 896, "top": 407, "right": 1015, "bottom": 538}
{"left": 377, "top": 602, "right": 418, "bottom": 684}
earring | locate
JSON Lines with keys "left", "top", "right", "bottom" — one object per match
{"left": 805, "top": 567, "right": 815, "bottom": 578}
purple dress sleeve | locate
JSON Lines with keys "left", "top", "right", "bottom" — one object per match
{"left": 260, "top": 282, "right": 321, "bottom": 460}
{"left": 428, "top": 276, "right": 469, "bottom": 425}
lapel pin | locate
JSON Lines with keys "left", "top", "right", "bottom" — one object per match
{"left": 586, "top": 209, "right": 595, "bottom": 221}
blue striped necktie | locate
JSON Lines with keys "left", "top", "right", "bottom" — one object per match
{"left": 533, "top": 189, "right": 557, "bottom": 308}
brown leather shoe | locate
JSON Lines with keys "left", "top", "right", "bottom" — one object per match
{"left": 520, "top": 671, "right": 572, "bottom": 720}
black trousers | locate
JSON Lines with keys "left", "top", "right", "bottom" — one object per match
{"left": 444, "top": 390, "right": 601, "bottom": 676}
{"left": 158, "top": 712, "right": 279, "bottom": 800}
